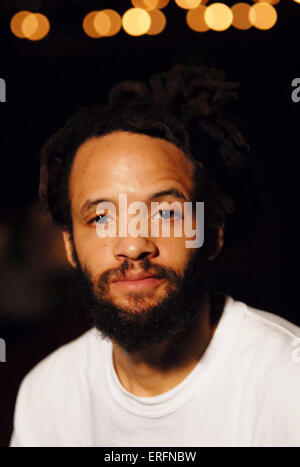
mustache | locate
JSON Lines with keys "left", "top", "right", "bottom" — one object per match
{"left": 98, "top": 257, "right": 181, "bottom": 286}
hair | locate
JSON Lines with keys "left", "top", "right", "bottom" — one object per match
{"left": 39, "top": 64, "right": 251, "bottom": 257}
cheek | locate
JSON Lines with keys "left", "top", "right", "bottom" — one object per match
{"left": 155, "top": 237, "right": 191, "bottom": 271}
{"left": 72, "top": 225, "right": 115, "bottom": 275}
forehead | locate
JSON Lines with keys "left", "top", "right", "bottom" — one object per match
{"left": 69, "top": 131, "right": 195, "bottom": 207}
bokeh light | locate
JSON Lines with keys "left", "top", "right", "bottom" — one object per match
{"left": 146, "top": 0, "right": 169, "bottom": 8}
{"left": 10, "top": 11, "right": 31, "bottom": 38}
{"left": 175, "top": 0, "right": 202, "bottom": 9}
{"left": 21, "top": 13, "right": 39, "bottom": 38}
{"left": 147, "top": 9, "right": 167, "bottom": 34}
{"left": 26, "top": 13, "right": 50, "bottom": 41}
{"left": 97, "top": 10, "right": 122, "bottom": 37}
{"left": 249, "top": 3, "right": 277, "bottom": 30}
{"left": 231, "top": 3, "right": 252, "bottom": 30}
{"left": 122, "top": 8, "right": 151, "bottom": 36}
{"left": 253, "top": 0, "right": 280, "bottom": 4}
{"left": 186, "top": 6, "right": 209, "bottom": 32}
{"left": 204, "top": 3, "right": 233, "bottom": 31}
{"left": 132, "top": 0, "right": 169, "bottom": 9}
{"left": 132, "top": 0, "right": 150, "bottom": 8}
{"left": 82, "top": 11, "right": 102, "bottom": 38}
{"left": 94, "top": 11, "right": 112, "bottom": 36}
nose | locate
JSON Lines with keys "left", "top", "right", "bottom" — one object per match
{"left": 113, "top": 236, "right": 158, "bottom": 262}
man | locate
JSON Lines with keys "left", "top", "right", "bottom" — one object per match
{"left": 10, "top": 66, "right": 300, "bottom": 447}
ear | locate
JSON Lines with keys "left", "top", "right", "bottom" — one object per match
{"left": 62, "top": 230, "right": 77, "bottom": 268}
{"left": 208, "top": 224, "right": 224, "bottom": 261}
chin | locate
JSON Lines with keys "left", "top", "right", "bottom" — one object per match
{"left": 109, "top": 292, "right": 168, "bottom": 314}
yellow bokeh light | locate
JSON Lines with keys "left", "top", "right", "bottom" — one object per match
{"left": 293, "top": 0, "right": 300, "bottom": 3}
{"left": 97, "top": 10, "right": 122, "bottom": 37}
{"left": 149, "top": 0, "right": 170, "bottom": 8}
{"left": 21, "top": 13, "right": 39, "bottom": 38}
{"left": 27, "top": 13, "right": 50, "bottom": 41}
{"left": 122, "top": 8, "right": 151, "bottom": 36}
{"left": 11, "top": 11, "right": 49, "bottom": 41}
{"left": 186, "top": 6, "right": 209, "bottom": 32}
{"left": 175, "top": 0, "right": 201, "bottom": 9}
{"left": 147, "top": 9, "right": 167, "bottom": 35}
{"left": 204, "top": 3, "right": 233, "bottom": 31}
{"left": 82, "top": 11, "right": 102, "bottom": 38}
{"left": 94, "top": 12, "right": 111, "bottom": 36}
{"left": 253, "top": 0, "right": 280, "bottom": 4}
{"left": 132, "top": 0, "right": 169, "bottom": 9}
{"left": 131, "top": 0, "right": 150, "bottom": 8}
{"left": 10, "top": 11, "right": 31, "bottom": 38}
{"left": 231, "top": 3, "right": 252, "bottom": 30}
{"left": 249, "top": 3, "right": 277, "bottom": 30}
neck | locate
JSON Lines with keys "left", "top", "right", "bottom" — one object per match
{"left": 112, "top": 292, "right": 222, "bottom": 397}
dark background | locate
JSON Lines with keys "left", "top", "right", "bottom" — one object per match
{"left": 0, "top": 0, "right": 299, "bottom": 447}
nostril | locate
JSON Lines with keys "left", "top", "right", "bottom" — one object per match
{"left": 138, "top": 252, "right": 150, "bottom": 261}
{"left": 114, "top": 238, "right": 158, "bottom": 261}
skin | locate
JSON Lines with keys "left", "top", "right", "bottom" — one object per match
{"left": 63, "top": 131, "right": 224, "bottom": 397}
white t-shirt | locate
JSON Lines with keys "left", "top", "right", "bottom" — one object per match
{"left": 10, "top": 297, "right": 300, "bottom": 447}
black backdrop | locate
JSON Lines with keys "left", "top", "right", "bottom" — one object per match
{"left": 0, "top": 0, "right": 299, "bottom": 447}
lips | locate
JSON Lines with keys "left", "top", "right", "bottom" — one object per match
{"left": 112, "top": 271, "right": 160, "bottom": 282}
{"left": 111, "top": 271, "right": 164, "bottom": 291}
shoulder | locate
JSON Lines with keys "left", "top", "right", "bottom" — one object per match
{"left": 237, "top": 300, "right": 300, "bottom": 368}
{"left": 228, "top": 297, "right": 300, "bottom": 352}
{"left": 11, "top": 328, "right": 107, "bottom": 446}
{"left": 241, "top": 301, "right": 300, "bottom": 339}
{"left": 19, "top": 327, "right": 106, "bottom": 399}
{"left": 229, "top": 299, "right": 300, "bottom": 443}
{"left": 224, "top": 298, "right": 300, "bottom": 401}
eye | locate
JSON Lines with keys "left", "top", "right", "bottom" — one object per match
{"left": 160, "top": 209, "right": 174, "bottom": 220}
{"left": 154, "top": 209, "right": 182, "bottom": 220}
{"left": 88, "top": 214, "right": 109, "bottom": 225}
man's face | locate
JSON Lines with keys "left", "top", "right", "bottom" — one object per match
{"left": 64, "top": 131, "right": 210, "bottom": 353}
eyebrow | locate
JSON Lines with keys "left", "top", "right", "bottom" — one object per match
{"left": 79, "top": 188, "right": 188, "bottom": 217}
{"left": 149, "top": 188, "right": 188, "bottom": 202}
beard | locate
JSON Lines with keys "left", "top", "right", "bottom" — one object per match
{"left": 72, "top": 246, "right": 211, "bottom": 354}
